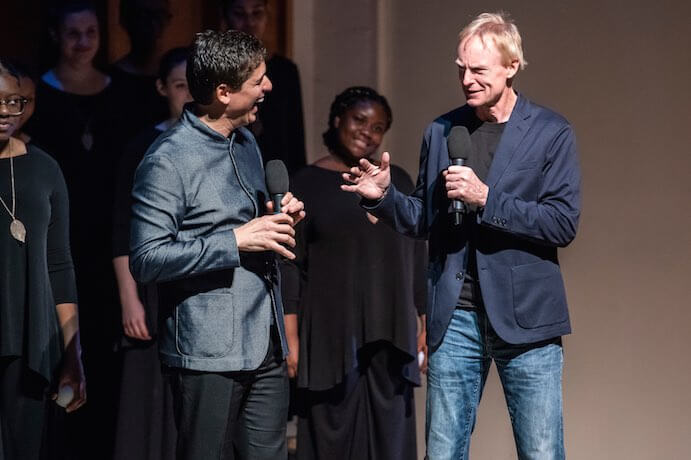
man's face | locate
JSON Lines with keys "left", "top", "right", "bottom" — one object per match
{"left": 456, "top": 35, "right": 517, "bottom": 109}
{"left": 225, "top": 60, "right": 272, "bottom": 127}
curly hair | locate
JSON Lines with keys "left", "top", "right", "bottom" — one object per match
{"left": 187, "top": 29, "right": 266, "bottom": 105}
{"left": 322, "top": 86, "right": 392, "bottom": 152}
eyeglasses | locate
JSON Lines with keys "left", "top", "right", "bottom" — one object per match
{"left": 0, "top": 97, "right": 27, "bottom": 116}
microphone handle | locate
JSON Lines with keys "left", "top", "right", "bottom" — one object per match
{"left": 450, "top": 158, "right": 466, "bottom": 225}
{"left": 272, "top": 193, "right": 285, "bottom": 214}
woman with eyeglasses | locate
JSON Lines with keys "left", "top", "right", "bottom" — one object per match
{"left": 0, "top": 58, "right": 86, "bottom": 459}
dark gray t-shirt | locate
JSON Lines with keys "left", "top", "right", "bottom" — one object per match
{"left": 457, "top": 116, "right": 506, "bottom": 308}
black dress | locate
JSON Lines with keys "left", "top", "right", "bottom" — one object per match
{"left": 281, "top": 165, "right": 426, "bottom": 459}
{"left": 111, "top": 125, "right": 177, "bottom": 460}
{"left": 24, "top": 78, "right": 129, "bottom": 458}
{"left": 250, "top": 55, "right": 306, "bottom": 175}
{"left": 0, "top": 145, "right": 77, "bottom": 459}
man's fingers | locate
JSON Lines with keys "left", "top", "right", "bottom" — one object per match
{"left": 380, "top": 151, "right": 391, "bottom": 169}
{"left": 271, "top": 241, "right": 295, "bottom": 259}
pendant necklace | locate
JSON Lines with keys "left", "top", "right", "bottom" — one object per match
{"left": 0, "top": 150, "right": 26, "bottom": 243}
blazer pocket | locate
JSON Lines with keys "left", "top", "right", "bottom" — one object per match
{"left": 511, "top": 260, "right": 568, "bottom": 329}
{"left": 175, "top": 293, "right": 235, "bottom": 358}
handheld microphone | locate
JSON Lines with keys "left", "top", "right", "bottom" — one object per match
{"left": 447, "top": 126, "right": 472, "bottom": 226}
{"left": 265, "top": 160, "right": 289, "bottom": 214}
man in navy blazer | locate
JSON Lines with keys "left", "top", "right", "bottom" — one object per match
{"left": 342, "top": 12, "right": 580, "bottom": 460}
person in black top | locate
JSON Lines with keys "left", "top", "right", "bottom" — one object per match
{"left": 109, "top": 0, "right": 171, "bottom": 137}
{"left": 24, "top": 3, "right": 128, "bottom": 457}
{"left": 111, "top": 46, "right": 191, "bottom": 460}
{"left": 281, "top": 87, "right": 426, "bottom": 460}
{"left": 222, "top": 0, "right": 307, "bottom": 174}
{"left": 0, "top": 58, "right": 86, "bottom": 460}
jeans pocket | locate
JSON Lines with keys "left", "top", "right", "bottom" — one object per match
{"left": 175, "top": 293, "right": 235, "bottom": 358}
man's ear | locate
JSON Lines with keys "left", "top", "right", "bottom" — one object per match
{"left": 334, "top": 116, "right": 341, "bottom": 129}
{"left": 216, "top": 84, "right": 232, "bottom": 105}
{"left": 506, "top": 59, "right": 520, "bottom": 80}
{"left": 155, "top": 78, "right": 166, "bottom": 97}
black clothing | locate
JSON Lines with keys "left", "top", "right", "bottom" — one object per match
{"left": 250, "top": 55, "right": 306, "bottom": 175}
{"left": 296, "top": 343, "right": 417, "bottom": 460}
{"left": 109, "top": 66, "right": 169, "bottom": 142}
{"left": 281, "top": 164, "right": 426, "bottom": 391}
{"left": 0, "top": 357, "right": 49, "bottom": 460}
{"left": 25, "top": 80, "right": 124, "bottom": 326}
{"left": 0, "top": 146, "right": 76, "bottom": 382}
{"left": 112, "top": 127, "right": 163, "bottom": 259}
{"left": 0, "top": 146, "right": 76, "bottom": 460}
{"left": 112, "top": 126, "right": 177, "bottom": 460}
{"left": 457, "top": 115, "right": 506, "bottom": 309}
{"left": 167, "top": 328, "right": 288, "bottom": 460}
{"left": 25, "top": 79, "right": 128, "bottom": 459}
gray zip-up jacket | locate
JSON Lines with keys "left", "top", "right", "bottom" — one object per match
{"left": 129, "top": 108, "right": 287, "bottom": 372}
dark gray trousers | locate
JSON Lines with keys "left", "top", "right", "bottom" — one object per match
{"left": 168, "top": 331, "right": 289, "bottom": 460}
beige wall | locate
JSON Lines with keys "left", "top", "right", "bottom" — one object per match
{"left": 294, "top": 0, "right": 691, "bottom": 458}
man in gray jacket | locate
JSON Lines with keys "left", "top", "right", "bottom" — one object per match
{"left": 129, "top": 30, "right": 305, "bottom": 460}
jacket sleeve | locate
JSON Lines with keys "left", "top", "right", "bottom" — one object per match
{"left": 363, "top": 130, "right": 433, "bottom": 239}
{"left": 480, "top": 124, "right": 581, "bottom": 247}
{"left": 129, "top": 154, "right": 241, "bottom": 284}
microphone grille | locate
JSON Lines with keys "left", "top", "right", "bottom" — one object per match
{"left": 447, "top": 126, "right": 472, "bottom": 160}
{"left": 265, "top": 160, "right": 289, "bottom": 195}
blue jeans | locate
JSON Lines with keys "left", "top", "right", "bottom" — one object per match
{"left": 426, "top": 308, "right": 564, "bottom": 460}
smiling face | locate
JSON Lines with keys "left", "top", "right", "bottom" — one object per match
{"left": 56, "top": 10, "right": 100, "bottom": 66}
{"left": 0, "top": 73, "right": 23, "bottom": 141}
{"left": 456, "top": 35, "right": 518, "bottom": 109}
{"left": 334, "top": 100, "right": 388, "bottom": 161}
{"left": 224, "top": 60, "right": 272, "bottom": 128}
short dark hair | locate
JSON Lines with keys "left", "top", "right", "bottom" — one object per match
{"left": 322, "top": 86, "right": 393, "bottom": 152}
{"left": 187, "top": 29, "right": 266, "bottom": 105}
{"left": 158, "top": 47, "right": 189, "bottom": 82}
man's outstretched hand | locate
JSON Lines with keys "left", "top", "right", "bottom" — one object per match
{"left": 341, "top": 151, "right": 392, "bottom": 201}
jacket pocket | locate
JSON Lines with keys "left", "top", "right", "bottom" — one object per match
{"left": 511, "top": 260, "right": 568, "bottom": 329}
{"left": 175, "top": 293, "right": 234, "bottom": 358}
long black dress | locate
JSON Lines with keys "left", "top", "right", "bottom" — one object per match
{"left": 24, "top": 77, "right": 128, "bottom": 458}
{"left": 111, "top": 125, "right": 176, "bottom": 460}
{"left": 0, "top": 145, "right": 77, "bottom": 459}
{"left": 281, "top": 164, "right": 426, "bottom": 460}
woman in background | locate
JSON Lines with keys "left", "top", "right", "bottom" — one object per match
{"left": 112, "top": 46, "right": 191, "bottom": 460}
{"left": 24, "top": 2, "right": 129, "bottom": 456}
{"left": 282, "top": 87, "right": 427, "bottom": 459}
{"left": 0, "top": 58, "right": 86, "bottom": 460}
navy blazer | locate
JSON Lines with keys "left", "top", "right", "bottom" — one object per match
{"left": 367, "top": 94, "right": 581, "bottom": 347}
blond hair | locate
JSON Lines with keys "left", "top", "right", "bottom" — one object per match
{"left": 458, "top": 12, "right": 527, "bottom": 70}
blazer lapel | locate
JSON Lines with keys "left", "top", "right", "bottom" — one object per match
{"left": 486, "top": 94, "right": 532, "bottom": 188}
